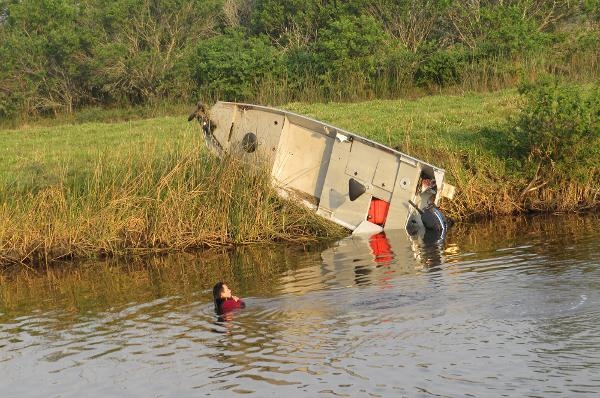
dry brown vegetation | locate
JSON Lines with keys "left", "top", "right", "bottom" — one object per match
{"left": 0, "top": 145, "right": 345, "bottom": 269}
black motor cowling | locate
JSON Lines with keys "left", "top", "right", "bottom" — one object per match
{"left": 408, "top": 200, "right": 448, "bottom": 241}
{"left": 420, "top": 203, "right": 447, "bottom": 233}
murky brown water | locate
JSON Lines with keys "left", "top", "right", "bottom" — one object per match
{"left": 1, "top": 213, "right": 600, "bottom": 397}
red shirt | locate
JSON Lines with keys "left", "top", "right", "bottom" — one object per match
{"left": 220, "top": 298, "right": 245, "bottom": 313}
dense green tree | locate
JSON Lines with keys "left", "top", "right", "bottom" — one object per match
{"left": 250, "top": 0, "right": 338, "bottom": 49}
{"left": 446, "top": 1, "right": 572, "bottom": 56}
{"left": 414, "top": 46, "right": 465, "bottom": 88}
{"left": 188, "top": 29, "right": 284, "bottom": 101}
{"left": 0, "top": 0, "right": 91, "bottom": 115}
{"left": 282, "top": 14, "right": 390, "bottom": 100}
{"left": 86, "top": 0, "right": 222, "bottom": 105}
{"left": 0, "top": 0, "right": 599, "bottom": 118}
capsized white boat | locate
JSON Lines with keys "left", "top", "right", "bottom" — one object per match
{"left": 188, "top": 101, "right": 456, "bottom": 236}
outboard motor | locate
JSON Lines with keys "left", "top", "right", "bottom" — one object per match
{"left": 420, "top": 203, "right": 447, "bottom": 233}
{"left": 408, "top": 200, "right": 448, "bottom": 240}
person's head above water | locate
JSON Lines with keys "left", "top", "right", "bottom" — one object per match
{"left": 213, "top": 281, "right": 231, "bottom": 301}
{"left": 213, "top": 281, "right": 245, "bottom": 314}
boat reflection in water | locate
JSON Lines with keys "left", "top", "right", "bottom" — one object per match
{"left": 319, "top": 228, "right": 447, "bottom": 288}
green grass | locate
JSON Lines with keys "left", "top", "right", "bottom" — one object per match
{"left": 0, "top": 116, "right": 202, "bottom": 205}
{"left": 0, "top": 116, "right": 193, "bottom": 176}
{"left": 284, "top": 90, "right": 519, "bottom": 154}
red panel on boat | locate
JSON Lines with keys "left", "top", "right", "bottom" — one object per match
{"left": 367, "top": 198, "right": 390, "bottom": 226}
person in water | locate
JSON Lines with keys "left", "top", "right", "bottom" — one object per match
{"left": 213, "top": 282, "right": 245, "bottom": 314}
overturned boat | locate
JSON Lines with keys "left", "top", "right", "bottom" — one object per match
{"left": 188, "top": 101, "right": 455, "bottom": 237}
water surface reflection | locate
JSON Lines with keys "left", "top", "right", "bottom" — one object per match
{"left": 1, "top": 213, "right": 599, "bottom": 396}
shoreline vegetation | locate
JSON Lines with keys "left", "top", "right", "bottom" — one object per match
{"left": 0, "top": 139, "right": 347, "bottom": 268}
{"left": 1, "top": 81, "right": 599, "bottom": 269}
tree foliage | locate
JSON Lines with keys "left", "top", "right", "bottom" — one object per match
{"left": 1, "top": 0, "right": 90, "bottom": 115}
{"left": 510, "top": 78, "right": 600, "bottom": 182}
{"left": 0, "top": 0, "right": 599, "bottom": 118}
{"left": 189, "top": 29, "right": 284, "bottom": 101}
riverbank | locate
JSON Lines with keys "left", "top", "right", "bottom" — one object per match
{"left": 1, "top": 88, "right": 598, "bottom": 267}
{"left": 0, "top": 122, "right": 346, "bottom": 267}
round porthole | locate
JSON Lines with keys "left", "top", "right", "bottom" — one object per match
{"left": 242, "top": 132, "right": 257, "bottom": 153}
{"left": 400, "top": 177, "right": 411, "bottom": 190}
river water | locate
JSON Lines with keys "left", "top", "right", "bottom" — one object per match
{"left": 1, "top": 213, "right": 599, "bottom": 397}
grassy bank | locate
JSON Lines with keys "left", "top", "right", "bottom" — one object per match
{"left": 0, "top": 119, "right": 345, "bottom": 267}
{"left": 1, "top": 88, "right": 598, "bottom": 267}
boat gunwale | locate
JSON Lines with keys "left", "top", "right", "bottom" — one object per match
{"left": 217, "top": 101, "right": 445, "bottom": 175}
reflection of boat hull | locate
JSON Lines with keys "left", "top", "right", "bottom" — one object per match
{"left": 190, "top": 101, "right": 455, "bottom": 235}
{"left": 320, "top": 230, "right": 445, "bottom": 287}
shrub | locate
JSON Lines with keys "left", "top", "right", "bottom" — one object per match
{"left": 414, "top": 46, "right": 465, "bottom": 88}
{"left": 374, "top": 45, "right": 419, "bottom": 97}
{"left": 188, "top": 29, "right": 285, "bottom": 102}
{"left": 513, "top": 78, "right": 600, "bottom": 182}
{"left": 304, "top": 15, "right": 387, "bottom": 98}
{"left": 475, "top": 5, "right": 551, "bottom": 58}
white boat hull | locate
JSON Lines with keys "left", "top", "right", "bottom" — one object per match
{"left": 189, "top": 101, "right": 455, "bottom": 235}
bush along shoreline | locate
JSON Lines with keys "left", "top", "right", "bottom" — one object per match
{"left": 442, "top": 78, "right": 600, "bottom": 220}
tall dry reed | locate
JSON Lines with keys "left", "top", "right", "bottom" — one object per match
{"left": 414, "top": 146, "right": 600, "bottom": 222}
{"left": 0, "top": 143, "right": 345, "bottom": 268}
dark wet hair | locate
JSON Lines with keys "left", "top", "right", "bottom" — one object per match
{"left": 213, "top": 281, "right": 225, "bottom": 314}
